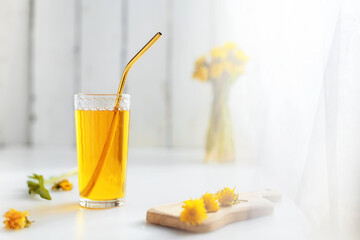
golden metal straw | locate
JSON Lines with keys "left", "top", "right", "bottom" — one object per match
{"left": 114, "top": 32, "right": 162, "bottom": 109}
{"left": 80, "top": 32, "right": 162, "bottom": 197}
{"left": 118, "top": 33, "right": 162, "bottom": 95}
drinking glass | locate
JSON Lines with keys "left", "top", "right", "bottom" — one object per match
{"left": 74, "top": 94, "right": 130, "bottom": 208}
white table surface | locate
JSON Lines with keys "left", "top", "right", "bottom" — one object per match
{"left": 0, "top": 146, "right": 315, "bottom": 240}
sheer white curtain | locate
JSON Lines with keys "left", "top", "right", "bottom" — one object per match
{"left": 287, "top": 0, "right": 360, "bottom": 238}
{"left": 226, "top": 0, "right": 359, "bottom": 239}
{"left": 297, "top": 0, "right": 360, "bottom": 238}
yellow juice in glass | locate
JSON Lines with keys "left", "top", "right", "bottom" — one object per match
{"left": 75, "top": 110, "right": 130, "bottom": 201}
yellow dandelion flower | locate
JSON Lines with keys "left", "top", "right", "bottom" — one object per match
{"left": 195, "top": 55, "right": 206, "bottom": 67}
{"left": 223, "top": 42, "right": 237, "bottom": 51}
{"left": 211, "top": 47, "right": 227, "bottom": 59}
{"left": 3, "top": 209, "right": 32, "bottom": 230}
{"left": 193, "top": 66, "right": 209, "bottom": 82}
{"left": 216, "top": 187, "right": 239, "bottom": 207}
{"left": 180, "top": 198, "right": 207, "bottom": 226}
{"left": 235, "top": 50, "right": 249, "bottom": 62}
{"left": 202, "top": 193, "right": 219, "bottom": 212}
{"left": 60, "top": 179, "right": 73, "bottom": 191}
{"left": 52, "top": 179, "right": 73, "bottom": 191}
{"left": 210, "top": 63, "right": 224, "bottom": 78}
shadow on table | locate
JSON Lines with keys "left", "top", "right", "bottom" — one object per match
{"left": 31, "top": 202, "right": 80, "bottom": 215}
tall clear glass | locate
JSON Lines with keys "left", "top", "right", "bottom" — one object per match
{"left": 74, "top": 94, "right": 130, "bottom": 208}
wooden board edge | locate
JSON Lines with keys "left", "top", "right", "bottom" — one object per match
{"left": 146, "top": 200, "right": 275, "bottom": 233}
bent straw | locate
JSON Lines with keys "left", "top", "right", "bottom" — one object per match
{"left": 80, "top": 32, "right": 162, "bottom": 197}
{"left": 117, "top": 32, "right": 162, "bottom": 99}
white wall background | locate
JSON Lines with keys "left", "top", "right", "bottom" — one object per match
{"left": 0, "top": 0, "right": 214, "bottom": 148}
{"left": 0, "top": 0, "right": 265, "bottom": 152}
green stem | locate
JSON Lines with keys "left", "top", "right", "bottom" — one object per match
{"left": 44, "top": 168, "right": 78, "bottom": 185}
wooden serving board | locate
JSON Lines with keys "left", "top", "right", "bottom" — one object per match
{"left": 146, "top": 189, "right": 281, "bottom": 233}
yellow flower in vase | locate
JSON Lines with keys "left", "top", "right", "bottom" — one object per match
{"left": 223, "top": 42, "right": 237, "bottom": 52}
{"left": 211, "top": 47, "right": 227, "bottom": 60}
{"left": 210, "top": 63, "right": 224, "bottom": 79}
{"left": 195, "top": 55, "right": 206, "bottom": 67}
{"left": 223, "top": 60, "right": 236, "bottom": 74}
{"left": 193, "top": 66, "right": 209, "bottom": 82}
{"left": 180, "top": 198, "right": 207, "bottom": 226}
{"left": 193, "top": 55, "right": 209, "bottom": 82}
{"left": 235, "top": 50, "right": 249, "bottom": 62}
{"left": 202, "top": 193, "right": 220, "bottom": 212}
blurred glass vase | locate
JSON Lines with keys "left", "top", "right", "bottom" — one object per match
{"left": 192, "top": 42, "right": 248, "bottom": 163}
{"left": 206, "top": 77, "right": 234, "bottom": 162}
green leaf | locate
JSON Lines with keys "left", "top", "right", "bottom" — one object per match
{"left": 27, "top": 174, "right": 52, "bottom": 200}
{"left": 37, "top": 186, "right": 51, "bottom": 200}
